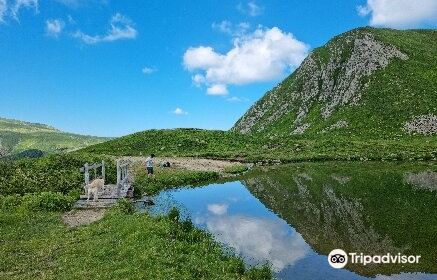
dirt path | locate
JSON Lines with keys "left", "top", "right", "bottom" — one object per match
{"left": 119, "top": 156, "right": 244, "bottom": 173}
{"left": 62, "top": 209, "right": 106, "bottom": 227}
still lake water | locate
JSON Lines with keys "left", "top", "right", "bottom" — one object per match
{"left": 141, "top": 162, "right": 437, "bottom": 280}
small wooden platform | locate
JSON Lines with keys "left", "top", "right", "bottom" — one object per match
{"left": 73, "top": 184, "right": 132, "bottom": 209}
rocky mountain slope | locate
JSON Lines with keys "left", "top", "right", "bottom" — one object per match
{"left": 0, "top": 117, "right": 108, "bottom": 157}
{"left": 232, "top": 27, "right": 437, "bottom": 138}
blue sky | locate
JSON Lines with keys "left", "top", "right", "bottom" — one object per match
{"left": 0, "top": 0, "right": 436, "bottom": 137}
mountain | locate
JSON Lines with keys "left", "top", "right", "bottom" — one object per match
{"left": 0, "top": 117, "right": 109, "bottom": 157}
{"left": 232, "top": 27, "right": 437, "bottom": 138}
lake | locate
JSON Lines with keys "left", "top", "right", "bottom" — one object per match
{"left": 140, "top": 162, "right": 437, "bottom": 280}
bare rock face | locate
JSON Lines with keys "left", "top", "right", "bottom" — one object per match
{"left": 232, "top": 29, "right": 408, "bottom": 134}
{"left": 403, "top": 114, "right": 437, "bottom": 135}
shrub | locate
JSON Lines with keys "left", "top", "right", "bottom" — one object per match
{"left": 0, "top": 153, "right": 116, "bottom": 196}
{"left": 245, "top": 264, "right": 273, "bottom": 280}
{"left": 116, "top": 198, "right": 134, "bottom": 214}
{"left": 224, "top": 164, "right": 248, "bottom": 174}
{"left": 168, "top": 207, "right": 180, "bottom": 222}
{"left": 0, "top": 194, "right": 22, "bottom": 210}
{"left": 0, "top": 192, "right": 76, "bottom": 212}
{"left": 21, "top": 192, "right": 76, "bottom": 212}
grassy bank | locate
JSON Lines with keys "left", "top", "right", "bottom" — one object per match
{"left": 0, "top": 205, "right": 271, "bottom": 279}
{"left": 133, "top": 167, "right": 220, "bottom": 196}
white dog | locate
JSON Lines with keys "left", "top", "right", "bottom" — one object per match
{"left": 85, "top": 178, "right": 104, "bottom": 202}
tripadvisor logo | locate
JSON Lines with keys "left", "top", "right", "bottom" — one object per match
{"left": 328, "top": 249, "right": 421, "bottom": 269}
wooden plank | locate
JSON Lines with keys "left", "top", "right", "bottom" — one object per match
{"left": 80, "top": 163, "right": 102, "bottom": 172}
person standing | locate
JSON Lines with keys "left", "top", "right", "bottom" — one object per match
{"left": 145, "top": 154, "right": 155, "bottom": 177}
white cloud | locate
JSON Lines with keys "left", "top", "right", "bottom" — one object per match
{"left": 0, "top": 0, "right": 38, "bottom": 23}
{"left": 192, "top": 74, "right": 205, "bottom": 87}
{"left": 184, "top": 46, "right": 222, "bottom": 71}
{"left": 227, "top": 96, "right": 244, "bottom": 103}
{"left": 212, "top": 20, "right": 250, "bottom": 36}
{"left": 207, "top": 203, "right": 228, "bottom": 215}
{"left": 207, "top": 84, "right": 228, "bottom": 96}
{"left": 73, "top": 13, "right": 137, "bottom": 44}
{"left": 0, "top": 0, "right": 7, "bottom": 23}
{"left": 183, "top": 27, "right": 309, "bottom": 95}
{"left": 55, "top": 0, "right": 107, "bottom": 8}
{"left": 142, "top": 66, "right": 156, "bottom": 75}
{"left": 358, "top": 0, "right": 437, "bottom": 28}
{"left": 45, "top": 19, "right": 64, "bottom": 37}
{"left": 206, "top": 215, "right": 309, "bottom": 271}
{"left": 11, "top": 0, "right": 38, "bottom": 20}
{"left": 173, "top": 107, "right": 188, "bottom": 115}
{"left": 238, "top": 1, "right": 264, "bottom": 17}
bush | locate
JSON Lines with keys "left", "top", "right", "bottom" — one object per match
{"left": 0, "top": 153, "right": 116, "bottom": 196}
{"left": 116, "top": 198, "right": 134, "bottom": 214}
{"left": 224, "top": 164, "right": 248, "bottom": 174}
{"left": 0, "top": 194, "right": 22, "bottom": 210}
{"left": 167, "top": 207, "right": 180, "bottom": 222}
{"left": 0, "top": 192, "right": 76, "bottom": 212}
{"left": 245, "top": 264, "right": 273, "bottom": 280}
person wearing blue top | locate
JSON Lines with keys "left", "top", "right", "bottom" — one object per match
{"left": 145, "top": 154, "right": 155, "bottom": 177}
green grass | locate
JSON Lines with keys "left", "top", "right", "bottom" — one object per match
{"left": 133, "top": 166, "right": 220, "bottom": 196}
{"left": 0, "top": 207, "right": 272, "bottom": 280}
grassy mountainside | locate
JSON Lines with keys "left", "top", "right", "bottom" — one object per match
{"left": 0, "top": 117, "right": 108, "bottom": 157}
{"left": 232, "top": 28, "right": 437, "bottom": 139}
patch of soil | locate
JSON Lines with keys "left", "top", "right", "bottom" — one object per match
{"left": 62, "top": 209, "right": 106, "bottom": 227}
{"left": 121, "top": 156, "right": 241, "bottom": 173}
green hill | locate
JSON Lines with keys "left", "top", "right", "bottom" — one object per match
{"left": 0, "top": 117, "right": 109, "bottom": 157}
{"left": 80, "top": 128, "right": 262, "bottom": 159}
{"left": 232, "top": 27, "right": 437, "bottom": 138}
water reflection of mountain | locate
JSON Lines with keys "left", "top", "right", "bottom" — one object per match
{"left": 242, "top": 163, "right": 437, "bottom": 277}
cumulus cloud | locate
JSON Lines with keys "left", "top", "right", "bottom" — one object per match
{"left": 238, "top": 1, "right": 264, "bottom": 17}
{"left": 183, "top": 27, "right": 309, "bottom": 95}
{"left": 45, "top": 19, "right": 64, "bottom": 37}
{"left": 0, "top": 0, "right": 38, "bottom": 23}
{"left": 73, "top": 13, "right": 137, "bottom": 44}
{"left": 142, "top": 66, "right": 156, "bottom": 75}
{"left": 207, "top": 84, "right": 228, "bottom": 96}
{"left": 207, "top": 203, "right": 228, "bottom": 215}
{"left": 358, "top": 0, "right": 437, "bottom": 28}
{"left": 173, "top": 107, "right": 188, "bottom": 115}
